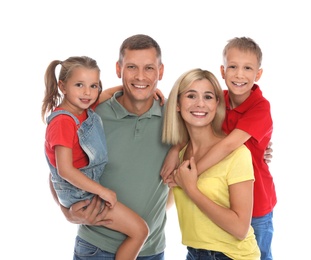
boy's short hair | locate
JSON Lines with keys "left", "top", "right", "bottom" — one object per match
{"left": 223, "top": 37, "right": 262, "bottom": 67}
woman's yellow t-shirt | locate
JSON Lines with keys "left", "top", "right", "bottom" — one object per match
{"left": 173, "top": 145, "right": 260, "bottom": 260}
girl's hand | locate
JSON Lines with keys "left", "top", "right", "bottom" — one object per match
{"left": 153, "top": 88, "right": 165, "bottom": 106}
{"left": 101, "top": 188, "right": 117, "bottom": 209}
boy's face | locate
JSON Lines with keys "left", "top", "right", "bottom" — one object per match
{"left": 220, "top": 47, "right": 262, "bottom": 98}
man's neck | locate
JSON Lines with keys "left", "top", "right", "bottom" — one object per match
{"left": 117, "top": 95, "right": 154, "bottom": 116}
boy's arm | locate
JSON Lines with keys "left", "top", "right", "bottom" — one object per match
{"left": 196, "top": 129, "right": 251, "bottom": 174}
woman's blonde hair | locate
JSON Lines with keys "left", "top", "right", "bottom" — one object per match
{"left": 162, "top": 68, "right": 225, "bottom": 145}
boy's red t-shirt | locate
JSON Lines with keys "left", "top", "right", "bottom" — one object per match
{"left": 222, "top": 84, "right": 277, "bottom": 217}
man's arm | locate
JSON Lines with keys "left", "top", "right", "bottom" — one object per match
{"left": 49, "top": 174, "right": 112, "bottom": 225}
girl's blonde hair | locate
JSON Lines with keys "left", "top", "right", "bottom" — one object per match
{"left": 41, "top": 56, "right": 102, "bottom": 123}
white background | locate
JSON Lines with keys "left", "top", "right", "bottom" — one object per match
{"left": 1, "top": 1, "right": 309, "bottom": 259}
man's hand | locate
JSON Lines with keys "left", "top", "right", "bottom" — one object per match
{"left": 61, "top": 195, "right": 112, "bottom": 226}
{"left": 264, "top": 141, "right": 273, "bottom": 164}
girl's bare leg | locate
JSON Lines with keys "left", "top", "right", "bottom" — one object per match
{"left": 103, "top": 202, "right": 149, "bottom": 260}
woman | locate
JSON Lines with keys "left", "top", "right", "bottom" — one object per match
{"left": 162, "top": 68, "right": 260, "bottom": 260}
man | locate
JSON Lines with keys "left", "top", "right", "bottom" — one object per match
{"left": 50, "top": 34, "right": 172, "bottom": 260}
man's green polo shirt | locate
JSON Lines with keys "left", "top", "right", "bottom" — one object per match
{"left": 78, "top": 91, "right": 171, "bottom": 256}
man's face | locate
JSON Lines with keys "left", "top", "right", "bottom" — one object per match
{"left": 116, "top": 48, "right": 164, "bottom": 104}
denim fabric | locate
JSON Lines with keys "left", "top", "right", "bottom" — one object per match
{"left": 251, "top": 211, "right": 274, "bottom": 260}
{"left": 73, "top": 236, "right": 165, "bottom": 260}
{"left": 46, "top": 109, "right": 108, "bottom": 208}
{"left": 186, "top": 247, "right": 232, "bottom": 260}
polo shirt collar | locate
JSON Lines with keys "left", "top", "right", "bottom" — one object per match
{"left": 226, "top": 84, "right": 262, "bottom": 113}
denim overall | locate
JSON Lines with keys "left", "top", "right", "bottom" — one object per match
{"left": 46, "top": 109, "right": 108, "bottom": 208}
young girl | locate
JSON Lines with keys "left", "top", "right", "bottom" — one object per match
{"left": 162, "top": 68, "right": 260, "bottom": 259}
{"left": 42, "top": 56, "right": 149, "bottom": 260}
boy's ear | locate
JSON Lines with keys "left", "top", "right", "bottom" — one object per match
{"left": 220, "top": 65, "right": 225, "bottom": 79}
{"left": 255, "top": 68, "right": 263, "bottom": 82}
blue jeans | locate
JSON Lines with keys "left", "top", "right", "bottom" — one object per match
{"left": 251, "top": 211, "right": 274, "bottom": 260}
{"left": 186, "top": 247, "right": 232, "bottom": 260}
{"left": 73, "top": 236, "right": 165, "bottom": 260}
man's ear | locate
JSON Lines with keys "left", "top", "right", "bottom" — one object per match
{"left": 116, "top": 62, "right": 122, "bottom": 79}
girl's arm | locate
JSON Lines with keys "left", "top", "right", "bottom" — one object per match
{"left": 55, "top": 146, "right": 117, "bottom": 208}
{"left": 196, "top": 128, "right": 251, "bottom": 174}
{"left": 175, "top": 157, "right": 253, "bottom": 240}
{"left": 98, "top": 86, "right": 165, "bottom": 105}
{"left": 98, "top": 86, "right": 123, "bottom": 103}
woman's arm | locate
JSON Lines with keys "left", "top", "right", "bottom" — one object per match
{"left": 175, "top": 157, "right": 253, "bottom": 240}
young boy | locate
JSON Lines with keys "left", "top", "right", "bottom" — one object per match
{"left": 162, "top": 37, "right": 276, "bottom": 260}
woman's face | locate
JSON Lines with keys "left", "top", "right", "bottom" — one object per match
{"left": 178, "top": 78, "right": 218, "bottom": 128}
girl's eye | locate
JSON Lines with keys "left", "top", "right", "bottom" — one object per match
{"left": 76, "top": 83, "right": 83, "bottom": 88}
{"left": 91, "top": 85, "right": 99, "bottom": 89}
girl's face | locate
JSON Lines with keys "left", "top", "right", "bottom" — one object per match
{"left": 178, "top": 78, "right": 218, "bottom": 128}
{"left": 59, "top": 67, "right": 100, "bottom": 114}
